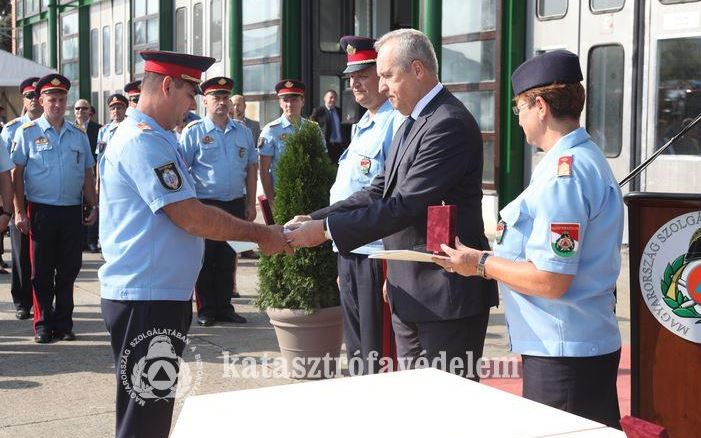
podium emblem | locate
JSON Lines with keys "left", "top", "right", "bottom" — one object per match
{"left": 639, "top": 211, "right": 701, "bottom": 343}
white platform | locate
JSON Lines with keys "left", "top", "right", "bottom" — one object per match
{"left": 171, "top": 367, "right": 625, "bottom": 438}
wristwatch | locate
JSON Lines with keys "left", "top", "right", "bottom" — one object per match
{"left": 476, "top": 251, "right": 491, "bottom": 278}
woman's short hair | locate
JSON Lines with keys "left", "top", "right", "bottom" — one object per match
{"left": 516, "top": 82, "right": 585, "bottom": 120}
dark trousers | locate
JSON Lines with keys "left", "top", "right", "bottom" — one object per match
{"left": 84, "top": 219, "right": 99, "bottom": 247}
{"left": 10, "top": 220, "right": 32, "bottom": 311}
{"left": 195, "top": 197, "right": 244, "bottom": 318}
{"left": 102, "top": 298, "right": 193, "bottom": 438}
{"left": 392, "top": 310, "right": 490, "bottom": 381}
{"left": 522, "top": 349, "right": 622, "bottom": 429}
{"left": 28, "top": 203, "right": 83, "bottom": 335}
{"left": 338, "top": 253, "right": 384, "bottom": 375}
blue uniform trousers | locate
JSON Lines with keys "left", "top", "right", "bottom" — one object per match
{"left": 10, "top": 216, "right": 32, "bottom": 312}
{"left": 522, "top": 349, "right": 621, "bottom": 429}
{"left": 195, "top": 197, "right": 244, "bottom": 318}
{"left": 338, "top": 253, "right": 384, "bottom": 375}
{"left": 28, "top": 203, "right": 82, "bottom": 335}
{"left": 102, "top": 299, "right": 192, "bottom": 438}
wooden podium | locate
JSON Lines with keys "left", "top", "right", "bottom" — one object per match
{"left": 625, "top": 192, "right": 701, "bottom": 438}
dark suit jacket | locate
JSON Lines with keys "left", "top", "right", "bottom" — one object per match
{"left": 310, "top": 105, "right": 344, "bottom": 145}
{"left": 244, "top": 117, "right": 261, "bottom": 145}
{"left": 86, "top": 121, "right": 102, "bottom": 159}
{"left": 311, "top": 87, "right": 498, "bottom": 323}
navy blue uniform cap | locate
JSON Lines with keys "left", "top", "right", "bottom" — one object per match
{"left": 511, "top": 50, "right": 583, "bottom": 95}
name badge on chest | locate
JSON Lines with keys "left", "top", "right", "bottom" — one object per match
{"left": 34, "top": 136, "right": 50, "bottom": 150}
{"left": 202, "top": 135, "right": 214, "bottom": 145}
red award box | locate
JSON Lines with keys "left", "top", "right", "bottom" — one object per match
{"left": 426, "top": 203, "right": 457, "bottom": 254}
{"left": 258, "top": 195, "right": 274, "bottom": 225}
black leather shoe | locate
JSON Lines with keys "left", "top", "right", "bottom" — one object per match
{"left": 15, "top": 309, "right": 30, "bottom": 320}
{"left": 197, "top": 315, "right": 215, "bottom": 327}
{"left": 240, "top": 250, "right": 259, "bottom": 259}
{"left": 34, "top": 333, "right": 52, "bottom": 343}
{"left": 217, "top": 312, "right": 247, "bottom": 324}
{"left": 54, "top": 331, "right": 76, "bottom": 341}
{"left": 231, "top": 291, "right": 241, "bottom": 298}
{"left": 87, "top": 243, "right": 100, "bottom": 253}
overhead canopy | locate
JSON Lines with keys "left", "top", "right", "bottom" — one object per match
{"left": 0, "top": 50, "right": 55, "bottom": 88}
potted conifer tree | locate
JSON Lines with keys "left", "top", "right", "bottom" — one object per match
{"left": 257, "top": 120, "right": 342, "bottom": 379}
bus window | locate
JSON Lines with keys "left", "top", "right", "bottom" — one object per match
{"left": 587, "top": 44, "right": 624, "bottom": 157}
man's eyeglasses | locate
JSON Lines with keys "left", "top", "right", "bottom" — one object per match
{"left": 23, "top": 92, "right": 37, "bottom": 100}
{"left": 129, "top": 97, "right": 139, "bottom": 104}
{"left": 74, "top": 106, "right": 90, "bottom": 111}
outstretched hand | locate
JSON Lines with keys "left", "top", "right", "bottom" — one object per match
{"left": 285, "top": 219, "right": 328, "bottom": 248}
{"left": 259, "top": 224, "right": 294, "bottom": 255}
{"left": 284, "top": 214, "right": 312, "bottom": 231}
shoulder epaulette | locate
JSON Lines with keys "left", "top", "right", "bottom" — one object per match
{"left": 21, "top": 121, "right": 35, "bottom": 129}
{"left": 5, "top": 118, "right": 20, "bottom": 128}
{"left": 185, "top": 119, "right": 202, "bottom": 129}
{"left": 268, "top": 118, "right": 282, "bottom": 127}
{"left": 135, "top": 122, "right": 153, "bottom": 131}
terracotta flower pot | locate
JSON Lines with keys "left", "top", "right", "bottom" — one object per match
{"left": 266, "top": 306, "right": 343, "bottom": 379}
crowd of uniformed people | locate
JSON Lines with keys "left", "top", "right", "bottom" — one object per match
{"left": 0, "top": 29, "right": 625, "bottom": 438}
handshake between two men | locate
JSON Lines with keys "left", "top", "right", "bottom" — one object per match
{"left": 252, "top": 215, "right": 327, "bottom": 256}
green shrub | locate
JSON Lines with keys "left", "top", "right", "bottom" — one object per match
{"left": 257, "top": 120, "right": 340, "bottom": 312}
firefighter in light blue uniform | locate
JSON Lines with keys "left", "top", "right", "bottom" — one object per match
{"left": 258, "top": 79, "right": 324, "bottom": 202}
{"left": 434, "top": 50, "right": 624, "bottom": 428}
{"left": 321, "top": 36, "right": 403, "bottom": 375}
{"left": 2, "top": 77, "right": 41, "bottom": 154}
{"left": 95, "top": 93, "right": 128, "bottom": 163}
{"left": 178, "top": 76, "right": 256, "bottom": 326}
{"left": 2, "top": 114, "right": 31, "bottom": 153}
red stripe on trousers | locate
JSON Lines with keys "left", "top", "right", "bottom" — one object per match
{"left": 26, "top": 203, "right": 40, "bottom": 335}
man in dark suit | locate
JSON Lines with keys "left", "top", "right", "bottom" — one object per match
{"left": 287, "top": 29, "right": 498, "bottom": 379}
{"left": 310, "top": 90, "right": 347, "bottom": 163}
{"left": 74, "top": 99, "right": 102, "bottom": 253}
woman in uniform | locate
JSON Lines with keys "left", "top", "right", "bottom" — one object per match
{"left": 433, "top": 50, "right": 624, "bottom": 428}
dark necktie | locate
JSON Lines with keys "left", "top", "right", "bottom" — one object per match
{"left": 397, "top": 116, "right": 415, "bottom": 154}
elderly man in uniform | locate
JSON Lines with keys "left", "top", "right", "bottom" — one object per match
{"left": 178, "top": 76, "right": 257, "bottom": 326}
{"left": 123, "top": 80, "right": 141, "bottom": 117}
{"left": 2, "top": 77, "right": 42, "bottom": 320}
{"left": 98, "top": 51, "right": 291, "bottom": 438}
{"left": 287, "top": 29, "right": 498, "bottom": 378}
{"left": 96, "top": 93, "right": 128, "bottom": 164}
{"left": 12, "top": 73, "right": 98, "bottom": 343}
{"left": 259, "top": 80, "right": 324, "bottom": 208}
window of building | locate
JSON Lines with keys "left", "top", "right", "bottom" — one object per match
{"left": 660, "top": 0, "right": 700, "bottom": 4}
{"left": 90, "top": 28, "right": 99, "bottom": 78}
{"left": 16, "top": 30, "right": 23, "bottom": 56}
{"left": 61, "top": 12, "right": 80, "bottom": 105}
{"left": 242, "top": 0, "right": 282, "bottom": 126}
{"left": 210, "top": 0, "right": 223, "bottom": 61}
{"left": 115, "top": 22, "right": 124, "bottom": 75}
{"left": 587, "top": 44, "right": 624, "bottom": 157}
{"left": 354, "top": 0, "right": 391, "bottom": 38}
{"left": 132, "top": 0, "right": 159, "bottom": 76}
{"left": 40, "top": 42, "right": 47, "bottom": 65}
{"left": 103, "top": 26, "right": 111, "bottom": 77}
{"left": 176, "top": 7, "right": 188, "bottom": 53}
{"left": 590, "top": 0, "right": 625, "bottom": 12}
{"left": 442, "top": 0, "right": 498, "bottom": 187}
{"left": 655, "top": 37, "right": 701, "bottom": 155}
{"left": 17, "top": 0, "right": 24, "bottom": 19}
{"left": 25, "top": 0, "right": 39, "bottom": 16}
{"left": 537, "top": 0, "right": 568, "bottom": 19}
{"left": 103, "top": 90, "right": 110, "bottom": 124}
{"left": 319, "top": 0, "right": 342, "bottom": 52}
{"left": 193, "top": 2, "right": 204, "bottom": 56}
{"left": 32, "top": 44, "right": 39, "bottom": 63}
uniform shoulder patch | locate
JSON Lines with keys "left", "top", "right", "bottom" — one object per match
{"left": 557, "top": 155, "right": 573, "bottom": 177}
{"left": 185, "top": 119, "right": 202, "bottom": 129}
{"left": 154, "top": 162, "right": 183, "bottom": 191}
{"left": 550, "top": 223, "right": 579, "bottom": 258}
{"left": 21, "top": 121, "right": 36, "bottom": 129}
{"left": 136, "top": 122, "right": 152, "bottom": 131}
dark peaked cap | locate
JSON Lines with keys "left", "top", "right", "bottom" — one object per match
{"left": 511, "top": 50, "right": 583, "bottom": 96}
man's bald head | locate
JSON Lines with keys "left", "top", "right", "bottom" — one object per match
{"left": 229, "top": 94, "right": 246, "bottom": 120}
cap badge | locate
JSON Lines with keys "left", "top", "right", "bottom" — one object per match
{"left": 346, "top": 44, "right": 356, "bottom": 55}
{"left": 218, "top": 78, "right": 227, "bottom": 86}
{"left": 50, "top": 78, "right": 61, "bottom": 86}
{"left": 284, "top": 81, "right": 294, "bottom": 88}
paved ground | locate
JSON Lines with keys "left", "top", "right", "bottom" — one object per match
{"left": 0, "top": 238, "right": 632, "bottom": 438}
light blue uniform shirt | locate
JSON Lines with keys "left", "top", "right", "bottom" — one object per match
{"left": 494, "top": 128, "right": 622, "bottom": 357}
{"left": 1, "top": 115, "right": 30, "bottom": 153}
{"left": 98, "top": 109, "right": 204, "bottom": 301}
{"left": 96, "top": 121, "right": 121, "bottom": 163}
{"left": 11, "top": 115, "right": 94, "bottom": 206}
{"left": 0, "top": 137, "right": 13, "bottom": 173}
{"left": 329, "top": 100, "right": 403, "bottom": 254}
{"left": 178, "top": 116, "right": 257, "bottom": 201}
{"left": 259, "top": 115, "right": 324, "bottom": 186}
